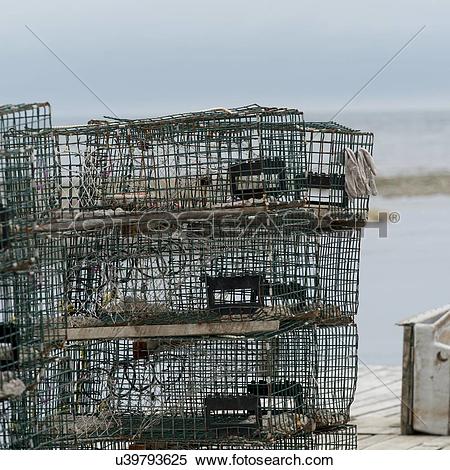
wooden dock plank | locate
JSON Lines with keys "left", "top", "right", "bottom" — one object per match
{"left": 362, "top": 435, "right": 424, "bottom": 450}
{"left": 357, "top": 434, "right": 395, "bottom": 449}
{"left": 355, "top": 415, "right": 399, "bottom": 435}
{"left": 352, "top": 399, "right": 401, "bottom": 418}
{"left": 352, "top": 389, "right": 402, "bottom": 409}
{"left": 356, "top": 379, "right": 402, "bottom": 395}
{"left": 353, "top": 365, "right": 450, "bottom": 450}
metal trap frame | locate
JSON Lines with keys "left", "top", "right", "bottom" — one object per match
{"left": 0, "top": 102, "right": 374, "bottom": 450}
{"left": 1, "top": 324, "right": 357, "bottom": 449}
{"left": 54, "top": 221, "right": 361, "bottom": 328}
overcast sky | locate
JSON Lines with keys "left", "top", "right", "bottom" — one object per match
{"left": 0, "top": 0, "right": 448, "bottom": 122}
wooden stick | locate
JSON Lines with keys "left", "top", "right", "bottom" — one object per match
{"left": 54, "top": 320, "right": 280, "bottom": 341}
{"left": 35, "top": 202, "right": 366, "bottom": 233}
{"left": 34, "top": 202, "right": 306, "bottom": 233}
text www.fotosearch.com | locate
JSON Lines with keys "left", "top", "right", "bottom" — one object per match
{"left": 115, "top": 453, "right": 334, "bottom": 467}
{"left": 196, "top": 454, "right": 334, "bottom": 466}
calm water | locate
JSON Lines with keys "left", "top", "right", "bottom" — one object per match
{"left": 360, "top": 195, "right": 450, "bottom": 365}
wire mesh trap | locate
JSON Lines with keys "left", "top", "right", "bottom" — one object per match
{"left": 52, "top": 105, "right": 306, "bottom": 214}
{"left": 0, "top": 103, "right": 52, "bottom": 134}
{"left": 48, "top": 106, "right": 373, "bottom": 225}
{"left": 0, "top": 102, "right": 375, "bottom": 450}
{"left": 59, "top": 425, "right": 357, "bottom": 450}
{"left": 0, "top": 103, "right": 58, "bottom": 222}
{"left": 303, "top": 122, "right": 374, "bottom": 219}
{"left": 0, "top": 104, "right": 64, "bottom": 449}
{"left": 57, "top": 224, "right": 361, "bottom": 327}
{"left": 0, "top": 324, "right": 357, "bottom": 449}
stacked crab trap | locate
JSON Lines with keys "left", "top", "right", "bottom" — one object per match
{"left": 0, "top": 103, "right": 375, "bottom": 449}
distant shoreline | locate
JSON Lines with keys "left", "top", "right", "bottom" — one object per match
{"left": 377, "top": 172, "right": 450, "bottom": 198}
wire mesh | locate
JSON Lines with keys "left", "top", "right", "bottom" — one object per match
{"left": 56, "top": 224, "right": 361, "bottom": 326}
{"left": 1, "top": 324, "right": 357, "bottom": 449}
{"left": 49, "top": 425, "right": 357, "bottom": 450}
{"left": 303, "top": 122, "right": 374, "bottom": 219}
{"left": 0, "top": 103, "right": 64, "bottom": 449}
{"left": 1, "top": 102, "right": 57, "bottom": 221}
{"left": 0, "top": 102, "right": 373, "bottom": 450}
{"left": 53, "top": 105, "right": 306, "bottom": 214}
{"left": 0, "top": 103, "right": 52, "bottom": 134}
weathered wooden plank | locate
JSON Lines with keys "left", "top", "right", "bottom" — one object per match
{"left": 61, "top": 320, "right": 280, "bottom": 340}
{"left": 36, "top": 202, "right": 307, "bottom": 233}
{"left": 400, "top": 325, "right": 415, "bottom": 435}
{"left": 409, "top": 435, "right": 450, "bottom": 449}
{"left": 355, "top": 408, "right": 401, "bottom": 421}
{"left": 362, "top": 435, "right": 422, "bottom": 450}
{"left": 352, "top": 396, "right": 401, "bottom": 414}
{"left": 358, "top": 365, "right": 400, "bottom": 378}
{"left": 352, "top": 399, "right": 400, "bottom": 418}
{"left": 36, "top": 202, "right": 366, "bottom": 234}
{"left": 354, "top": 407, "right": 400, "bottom": 421}
{"left": 356, "top": 371, "right": 402, "bottom": 392}
{"left": 356, "top": 427, "right": 395, "bottom": 436}
{"left": 356, "top": 434, "right": 377, "bottom": 442}
{"left": 363, "top": 435, "right": 450, "bottom": 450}
{"left": 355, "top": 386, "right": 402, "bottom": 401}
{"left": 409, "top": 444, "right": 442, "bottom": 450}
{"left": 356, "top": 378, "right": 402, "bottom": 396}
{"left": 353, "top": 387, "right": 402, "bottom": 406}
{"left": 353, "top": 415, "right": 399, "bottom": 434}
{"left": 353, "top": 392, "right": 402, "bottom": 409}
{"left": 357, "top": 434, "right": 395, "bottom": 449}
{"left": 359, "top": 365, "right": 401, "bottom": 373}
{"left": 354, "top": 414, "right": 398, "bottom": 424}
{"left": 383, "top": 408, "right": 402, "bottom": 418}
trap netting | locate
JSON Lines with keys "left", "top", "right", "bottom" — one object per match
{"left": 0, "top": 102, "right": 57, "bottom": 272}
{"left": 39, "top": 106, "right": 370, "bottom": 330}
{"left": 0, "top": 102, "right": 373, "bottom": 450}
{"left": 56, "top": 224, "right": 361, "bottom": 327}
{"left": 53, "top": 105, "right": 306, "bottom": 214}
{"left": 303, "top": 122, "right": 374, "bottom": 219}
{"left": 72, "top": 425, "right": 357, "bottom": 450}
{"left": 1, "top": 324, "right": 357, "bottom": 449}
{"left": 50, "top": 105, "right": 373, "bottom": 222}
{"left": 0, "top": 102, "right": 58, "bottom": 222}
{"left": 1, "top": 103, "right": 64, "bottom": 447}
{"left": 0, "top": 103, "right": 52, "bottom": 134}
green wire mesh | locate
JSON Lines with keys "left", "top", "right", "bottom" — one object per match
{"left": 303, "top": 122, "right": 373, "bottom": 219}
{"left": 58, "top": 225, "right": 361, "bottom": 326}
{"left": 53, "top": 105, "right": 306, "bottom": 213}
{"left": 33, "top": 425, "right": 357, "bottom": 450}
{"left": 0, "top": 103, "right": 64, "bottom": 449}
{"left": 2, "top": 324, "right": 357, "bottom": 449}
{"left": 1, "top": 102, "right": 374, "bottom": 450}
